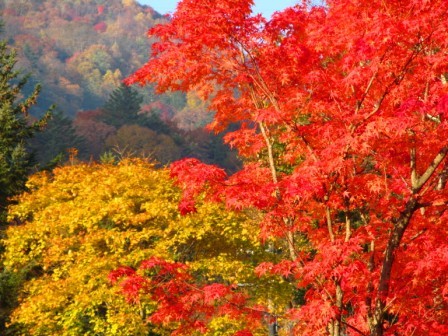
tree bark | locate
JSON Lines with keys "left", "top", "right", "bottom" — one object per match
{"left": 371, "top": 197, "right": 418, "bottom": 335}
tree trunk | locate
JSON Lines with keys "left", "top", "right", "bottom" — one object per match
{"left": 371, "top": 197, "right": 418, "bottom": 335}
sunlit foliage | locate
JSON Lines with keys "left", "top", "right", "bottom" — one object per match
{"left": 2, "top": 160, "right": 274, "bottom": 335}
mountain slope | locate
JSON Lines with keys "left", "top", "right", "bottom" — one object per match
{"left": 1, "top": 0, "right": 165, "bottom": 116}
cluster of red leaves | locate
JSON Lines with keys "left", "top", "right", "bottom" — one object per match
{"left": 125, "top": 0, "right": 448, "bottom": 334}
{"left": 93, "top": 21, "right": 107, "bottom": 33}
{"left": 170, "top": 158, "right": 227, "bottom": 214}
{"left": 109, "top": 257, "right": 262, "bottom": 335}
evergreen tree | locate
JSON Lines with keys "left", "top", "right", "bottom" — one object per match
{"left": 139, "top": 111, "right": 173, "bottom": 134}
{"left": 0, "top": 26, "right": 51, "bottom": 222}
{"left": 29, "top": 110, "right": 88, "bottom": 169}
{"left": 100, "top": 83, "right": 143, "bottom": 127}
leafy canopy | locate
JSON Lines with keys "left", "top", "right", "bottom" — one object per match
{"left": 3, "top": 159, "right": 275, "bottom": 335}
{"left": 126, "top": 0, "right": 448, "bottom": 335}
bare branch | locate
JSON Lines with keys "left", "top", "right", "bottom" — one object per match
{"left": 410, "top": 147, "right": 418, "bottom": 189}
{"left": 424, "top": 79, "right": 430, "bottom": 102}
{"left": 345, "top": 214, "right": 351, "bottom": 242}
{"left": 341, "top": 320, "right": 368, "bottom": 336}
{"left": 326, "top": 206, "right": 335, "bottom": 243}
{"left": 299, "top": 134, "right": 319, "bottom": 162}
{"left": 437, "top": 163, "right": 448, "bottom": 190}
{"left": 414, "top": 146, "right": 448, "bottom": 192}
{"left": 355, "top": 70, "right": 378, "bottom": 114}
{"left": 258, "top": 121, "right": 279, "bottom": 185}
{"left": 286, "top": 230, "right": 297, "bottom": 260}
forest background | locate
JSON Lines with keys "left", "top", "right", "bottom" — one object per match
{"left": 0, "top": 0, "right": 239, "bottom": 171}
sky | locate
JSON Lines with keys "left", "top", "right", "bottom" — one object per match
{"left": 137, "top": 0, "right": 299, "bottom": 18}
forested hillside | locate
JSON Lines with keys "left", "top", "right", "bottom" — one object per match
{"left": 0, "top": 0, "right": 239, "bottom": 170}
{"left": 0, "top": 0, "right": 163, "bottom": 116}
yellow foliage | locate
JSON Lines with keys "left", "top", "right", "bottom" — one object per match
{"left": 2, "top": 160, "right": 278, "bottom": 335}
{"left": 174, "top": 91, "right": 213, "bottom": 130}
{"left": 122, "top": 0, "right": 135, "bottom": 7}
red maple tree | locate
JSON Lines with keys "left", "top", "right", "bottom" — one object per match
{"left": 117, "top": 0, "right": 448, "bottom": 334}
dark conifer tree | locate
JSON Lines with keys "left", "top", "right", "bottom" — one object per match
{"left": 100, "top": 83, "right": 143, "bottom": 128}
{"left": 28, "top": 110, "right": 87, "bottom": 168}
{"left": 0, "top": 26, "right": 51, "bottom": 222}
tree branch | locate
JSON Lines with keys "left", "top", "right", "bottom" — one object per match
{"left": 437, "top": 162, "right": 448, "bottom": 190}
{"left": 410, "top": 147, "right": 418, "bottom": 189}
{"left": 414, "top": 146, "right": 448, "bottom": 192}
{"left": 341, "top": 320, "right": 368, "bottom": 336}
{"left": 355, "top": 70, "right": 378, "bottom": 114}
{"left": 326, "top": 206, "right": 335, "bottom": 243}
{"left": 345, "top": 214, "right": 351, "bottom": 242}
{"left": 258, "top": 121, "right": 279, "bottom": 184}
